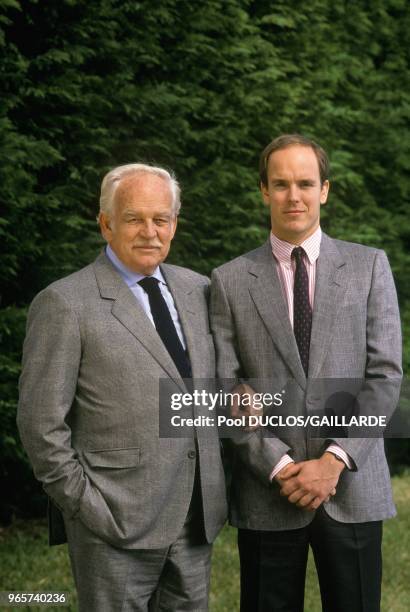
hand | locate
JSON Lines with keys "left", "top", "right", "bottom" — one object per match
{"left": 273, "top": 462, "right": 337, "bottom": 500}
{"left": 230, "top": 383, "right": 262, "bottom": 431}
{"left": 278, "top": 453, "right": 344, "bottom": 511}
{"left": 273, "top": 462, "right": 296, "bottom": 487}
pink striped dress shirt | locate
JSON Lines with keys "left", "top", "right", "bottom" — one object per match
{"left": 269, "top": 226, "right": 352, "bottom": 479}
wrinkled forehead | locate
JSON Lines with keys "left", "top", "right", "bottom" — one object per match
{"left": 114, "top": 172, "right": 173, "bottom": 211}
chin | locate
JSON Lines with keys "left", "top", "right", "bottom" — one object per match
{"left": 138, "top": 260, "right": 161, "bottom": 275}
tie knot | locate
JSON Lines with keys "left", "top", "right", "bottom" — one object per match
{"left": 292, "top": 247, "right": 305, "bottom": 262}
{"left": 138, "top": 276, "right": 160, "bottom": 293}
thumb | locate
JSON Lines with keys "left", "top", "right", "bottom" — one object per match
{"left": 280, "top": 462, "right": 302, "bottom": 480}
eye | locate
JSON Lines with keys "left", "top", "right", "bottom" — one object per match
{"left": 125, "top": 217, "right": 140, "bottom": 224}
{"left": 154, "top": 217, "right": 170, "bottom": 226}
{"left": 272, "top": 181, "right": 287, "bottom": 190}
{"left": 299, "top": 180, "right": 315, "bottom": 189}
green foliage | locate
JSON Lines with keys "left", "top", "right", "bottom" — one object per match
{"left": 0, "top": 0, "right": 409, "bottom": 518}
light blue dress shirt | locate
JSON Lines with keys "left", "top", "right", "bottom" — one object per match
{"left": 105, "top": 245, "right": 187, "bottom": 349}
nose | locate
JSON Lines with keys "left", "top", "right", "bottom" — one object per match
{"left": 288, "top": 183, "right": 300, "bottom": 203}
{"left": 140, "top": 220, "right": 157, "bottom": 239}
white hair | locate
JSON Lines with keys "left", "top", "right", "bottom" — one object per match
{"left": 98, "top": 163, "right": 181, "bottom": 219}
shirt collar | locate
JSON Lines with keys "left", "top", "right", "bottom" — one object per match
{"left": 105, "top": 245, "right": 166, "bottom": 287}
{"left": 270, "top": 226, "right": 322, "bottom": 267}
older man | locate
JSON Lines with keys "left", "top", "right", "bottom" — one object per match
{"left": 210, "top": 135, "right": 402, "bottom": 612}
{"left": 18, "top": 164, "right": 227, "bottom": 612}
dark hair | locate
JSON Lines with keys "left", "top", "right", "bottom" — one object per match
{"left": 259, "top": 134, "right": 330, "bottom": 186}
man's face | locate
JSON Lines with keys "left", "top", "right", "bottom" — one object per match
{"left": 261, "top": 145, "right": 329, "bottom": 244}
{"left": 99, "top": 173, "right": 177, "bottom": 275}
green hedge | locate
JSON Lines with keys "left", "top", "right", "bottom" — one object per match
{"left": 1, "top": 0, "right": 409, "bottom": 520}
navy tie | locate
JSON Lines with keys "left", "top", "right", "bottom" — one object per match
{"left": 292, "top": 247, "right": 312, "bottom": 376}
{"left": 138, "top": 277, "right": 192, "bottom": 379}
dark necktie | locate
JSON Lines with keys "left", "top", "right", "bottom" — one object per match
{"left": 292, "top": 247, "right": 312, "bottom": 376}
{"left": 138, "top": 277, "right": 192, "bottom": 379}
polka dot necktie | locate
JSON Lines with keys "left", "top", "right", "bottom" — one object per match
{"left": 292, "top": 247, "right": 312, "bottom": 376}
{"left": 138, "top": 277, "right": 192, "bottom": 379}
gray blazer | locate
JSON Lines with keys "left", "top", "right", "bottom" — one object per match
{"left": 210, "top": 233, "right": 402, "bottom": 530}
{"left": 18, "top": 253, "right": 227, "bottom": 548}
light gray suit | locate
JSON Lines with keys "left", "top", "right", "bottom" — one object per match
{"left": 210, "top": 233, "right": 402, "bottom": 529}
{"left": 18, "top": 252, "right": 227, "bottom": 608}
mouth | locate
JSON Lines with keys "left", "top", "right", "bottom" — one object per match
{"left": 284, "top": 210, "right": 305, "bottom": 216}
{"left": 133, "top": 245, "right": 160, "bottom": 251}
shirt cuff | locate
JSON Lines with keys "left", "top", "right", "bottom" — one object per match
{"left": 270, "top": 454, "right": 294, "bottom": 481}
{"left": 326, "top": 444, "right": 353, "bottom": 470}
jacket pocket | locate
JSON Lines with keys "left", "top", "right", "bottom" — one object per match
{"left": 83, "top": 447, "right": 140, "bottom": 469}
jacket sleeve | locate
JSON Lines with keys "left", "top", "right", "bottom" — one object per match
{"left": 328, "top": 249, "right": 403, "bottom": 469}
{"left": 17, "top": 287, "right": 87, "bottom": 517}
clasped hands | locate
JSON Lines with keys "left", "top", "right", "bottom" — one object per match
{"left": 230, "top": 383, "right": 344, "bottom": 511}
{"left": 275, "top": 454, "right": 343, "bottom": 511}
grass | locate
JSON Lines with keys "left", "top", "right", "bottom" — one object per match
{"left": 0, "top": 474, "right": 409, "bottom": 611}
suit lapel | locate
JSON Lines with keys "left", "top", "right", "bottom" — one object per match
{"left": 247, "top": 241, "right": 306, "bottom": 389}
{"left": 93, "top": 253, "right": 185, "bottom": 390}
{"left": 309, "top": 233, "right": 347, "bottom": 378}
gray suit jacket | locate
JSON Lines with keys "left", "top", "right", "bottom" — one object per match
{"left": 210, "top": 233, "right": 402, "bottom": 530}
{"left": 18, "top": 253, "right": 227, "bottom": 548}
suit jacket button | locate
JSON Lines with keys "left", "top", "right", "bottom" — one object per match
{"left": 188, "top": 450, "right": 196, "bottom": 459}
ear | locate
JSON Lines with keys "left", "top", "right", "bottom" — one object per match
{"left": 260, "top": 181, "right": 270, "bottom": 205}
{"left": 170, "top": 215, "right": 178, "bottom": 240}
{"left": 99, "top": 212, "right": 113, "bottom": 242}
{"left": 320, "top": 180, "right": 330, "bottom": 206}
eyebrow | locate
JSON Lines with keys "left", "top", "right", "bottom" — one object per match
{"left": 270, "top": 177, "right": 317, "bottom": 183}
{"left": 122, "top": 210, "right": 172, "bottom": 217}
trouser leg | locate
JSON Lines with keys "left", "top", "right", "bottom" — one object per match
{"left": 65, "top": 516, "right": 169, "bottom": 612}
{"left": 237, "top": 527, "right": 309, "bottom": 612}
{"left": 64, "top": 475, "right": 209, "bottom": 612}
{"left": 310, "top": 507, "right": 383, "bottom": 612}
{"left": 149, "top": 519, "right": 211, "bottom": 611}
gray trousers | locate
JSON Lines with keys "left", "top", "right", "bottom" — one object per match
{"left": 64, "top": 509, "right": 212, "bottom": 612}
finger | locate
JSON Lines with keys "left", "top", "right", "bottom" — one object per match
{"left": 287, "top": 488, "right": 308, "bottom": 504}
{"left": 250, "top": 406, "right": 263, "bottom": 416}
{"left": 230, "top": 403, "right": 241, "bottom": 418}
{"left": 325, "top": 487, "right": 336, "bottom": 502}
{"left": 280, "top": 463, "right": 302, "bottom": 480}
{"left": 306, "top": 497, "right": 323, "bottom": 511}
{"left": 238, "top": 402, "right": 254, "bottom": 417}
{"left": 232, "top": 383, "right": 249, "bottom": 395}
{"left": 279, "top": 480, "right": 301, "bottom": 497}
{"left": 230, "top": 402, "right": 252, "bottom": 418}
{"left": 295, "top": 493, "right": 316, "bottom": 508}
